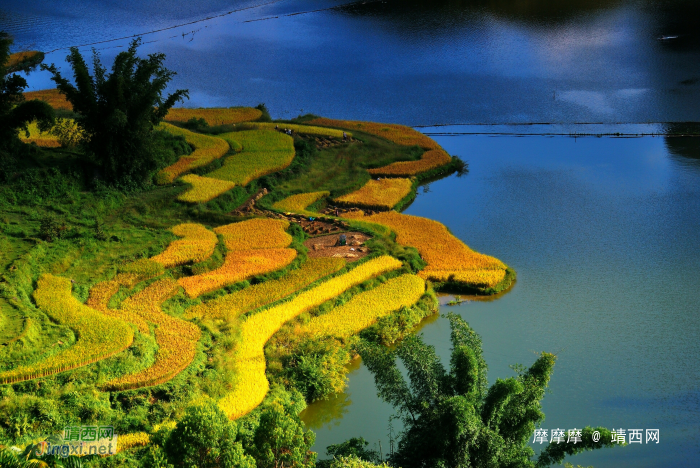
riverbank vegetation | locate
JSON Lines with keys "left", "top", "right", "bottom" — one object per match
{"left": 0, "top": 35, "right": 613, "bottom": 468}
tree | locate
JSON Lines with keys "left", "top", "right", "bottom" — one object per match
{"left": 164, "top": 401, "right": 255, "bottom": 468}
{"left": 317, "top": 437, "right": 381, "bottom": 468}
{"left": 0, "top": 32, "right": 54, "bottom": 154}
{"left": 42, "top": 38, "right": 188, "bottom": 186}
{"left": 358, "top": 312, "right": 620, "bottom": 468}
{"left": 251, "top": 400, "right": 316, "bottom": 468}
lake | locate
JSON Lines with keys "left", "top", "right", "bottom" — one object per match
{"left": 2, "top": 1, "right": 699, "bottom": 466}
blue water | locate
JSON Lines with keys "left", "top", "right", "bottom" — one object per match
{"left": 304, "top": 131, "right": 700, "bottom": 467}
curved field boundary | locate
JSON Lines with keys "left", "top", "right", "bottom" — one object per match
{"left": 218, "top": 255, "right": 403, "bottom": 420}
{"left": 308, "top": 118, "right": 453, "bottom": 176}
{"left": 0, "top": 299, "right": 27, "bottom": 345}
{"left": 156, "top": 123, "right": 230, "bottom": 184}
{"left": 177, "top": 174, "right": 236, "bottom": 203}
{"left": 87, "top": 275, "right": 150, "bottom": 334}
{"left": 308, "top": 118, "right": 441, "bottom": 150}
{"left": 0, "top": 275, "right": 134, "bottom": 385}
{"left": 178, "top": 248, "right": 297, "bottom": 298}
{"left": 272, "top": 191, "right": 329, "bottom": 216}
{"left": 368, "top": 149, "right": 452, "bottom": 177}
{"left": 345, "top": 211, "right": 507, "bottom": 289}
{"left": 334, "top": 178, "right": 413, "bottom": 210}
{"left": 242, "top": 122, "right": 352, "bottom": 138}
{"left": 150, "top": 223, "right": 218, "bottom": 268}
{"left": 214, "top": 219, "right": 292, "bottom": 251}
{"left": 299, "top": 274, "right": 425, "bottom": 339}
{"left": 165, "top": 107, "right": 262, "bottom": 126}
{"left": 102, "top": 279, "right": 202, "bottom": 391}
{"left": 205, "top": 130, "right": 295, "bottom": 185}
{"left": 23, "top": 88, "right": 72, "bottom": 111}
{"left": 185, "top": 257, "right": 346, "bottom": 320}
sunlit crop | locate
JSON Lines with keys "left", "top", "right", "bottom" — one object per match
{"left": 241, "top": 122, "right": 352, "bottom": 138}
{"left": 0, "top": 275, "right": 134, "bottom": 385}
{"left": 214, "top": 218, "right": 292, "bottom": 250}
{"left": 205, "top": 130, "right": 295, "bottom": 185}
{"left": 87, "top": 275, "right": 150, "bottom": 334}
{"left": 368, "top": 149, "right": 452, "bottom": 176}
{"left": 165, "top": 107, "right": 262, "bottom": 126}
{"left": 299, "top": 274, "right": 425, "bottom": 338}
{"left": 185, "top": 257, "right": 346, "bottom": 320}
{"left": 349, "top": 211, "right": 507, "bottom": 288}
{"left": 334, "top": 178, "right": 412, "bottom": 210}
{"left": 418, "top": 269, "right": 507, "bottom": 289}
{"left": 23, "top": 88, "right": 73, "bottom": 111}
{"left": 102, "top": 279, "right": 202, "bottom": 390}
{"left": 179, "top": 248, "right": 297, "bottom": 298}
{"left": 177, "top": 174, "right": 237, "bottom": 203}
{"left": 218, "top": 255, "right": 402, "bottom": 419}
{"left": 17, "top": 121, "right": 61, "bottom": 147}
{"left": 150, "top": 223, "right": 218, "bottom": 267}
{"left": 156, "top": 123, "right": 230, "bottom": 184}
{"left": 117, "top": 433, "right": 150, "bottom": 452}
{"left": 272, "top": 191, "right": 329, "bottom": 216}
{"left": 308, "top": 118, "right": 441, "bottom": 150}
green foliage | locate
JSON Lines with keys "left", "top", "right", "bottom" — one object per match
{"left": 360, "top": 293, "right": 438, "bottom": 346}
{"left": 281, "top": 337, "right": 350, "bottom": 403}
{"left": 38, "top": 215, "right": 67, "bottom": 242}
{"left": 358, "top": 312, "right": 618, "bottom": 468}
{"left": 42, "top": 38, "right": 188, "bottom": 187}
{"left": 317, "top": 437, "right": 380, "bottom": 468}
{"left": 163, "top": 400, "right": 255, "bottom": 468}
{"left": 0, "top": 32, "right": 54, "bottom": 155}
{"left": 140, "top": 445, "right": 174, "bottom": 468}
{"left": 250, "top": 399, "right": 316, "bottom": 468}
{"left": 255, "top": 103, "right": 272, "bottom": 122}
{"left": 329, "top": 455, "right": 391, "bottom": 468}
{"left": 183, "top": 117, "right": 209, "bottom": 132}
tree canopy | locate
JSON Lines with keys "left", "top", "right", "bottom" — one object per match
{"left": 358, "top": 312, "right": 619, "bottom": 468}
{"left": 42, "top": 38, "right": 188, "bottom": 186}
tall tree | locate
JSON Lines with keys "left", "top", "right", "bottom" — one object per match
{"left": 42, "top": 38, "right": 188, "bottom": 186}
{"left": 0, "top": 32, "right": 54, "bottom": 154}
{"left": 358, "top": 313, "right": 619, "bottom": 468}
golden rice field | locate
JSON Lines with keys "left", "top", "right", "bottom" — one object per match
{"left": 103, "top": 327, "right": 199, "bottom": 391}
{"left": 308, "top": 118, "right": 441, "bottom": 150}
{"left": 299, "top": 274, "right": 425, "bottom": 339}
{"left": 165, "top": 107, "right": 262, "bottom": 126}
{"left": 118, "top": 258, "right": 165, "bottom": 280}
{"left": 87, "top": 276, "right": 150, "bottom": 334}
{"left": 347, "top": 211, "right": 507, "bottom": 288}
{"left": 177, "top": 174, "right": 237, "bottom": 203}
{"left": 368, "top": 149, "right": 452, "bottom": 176}
{"left": 23, "top": 88, "right": 73, "bottom": 111}
{"left": 241, "top": 122, "right": 351, "bottom": 138}
{"left": 206, "top": 130, "right": 295, "bottom": 185}
{"left": 0, "top": 275, "right": 134, "bottom": 385}
{"left": 120, "top": 279, "right": 201, "bottom": 341}
{"left": 272, "top": 191, "right": 329, "bottom": 216}
{"left": 214, "top": 218, "right": 292, "bottom": 250}
{"left": 218, "top": 255, "right": 403, "bottom": 419}
{"left": 7, "top": 51, "right": 43, "bottom": 72}
{"left": 150, "top": 223, "right": 218, "bottom": 267}
{"left": 17, "top": 121, "right": 61, "bottom": 147}
{"left": 117, "top": 433, "right": 150, "bottom": 452}
{"left": 179, "top": 248, "right": 298, "bottom": 298}
{"left": 334, "top": 178, "right": 413, "bottom": 210}
{"left": 185, "top": 257, "right": 346, "bottom": 320}
{"left": 156, "top": 123, "right": 230, "bottom": 184}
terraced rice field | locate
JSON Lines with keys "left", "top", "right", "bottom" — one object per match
{"left": 0, "top": 275, "right": 134, "bottom": 385}
{"left": 218, "top": 255, "right": 403, "bottom": 419}
{"left": 185, "top": 257, "right": 346, "bottom": 321}
{"left": 17, "top": 121, "right": 61, "bottom": 147}
{"left": 272, "top": 191, "right": 329, "bottom": 216}
{"left": 156, "top": 123, "right": 230, "bottom": 184}
{"left": 299, "top": 274, "right": 425, "bottom": 339}
{"left": 177, "top": 175, "right": 236, "bottom": 203}
{"left": 22, "top": 88, "right": 73, "bottom": 111}
{"left": 206, "top": 130, "right": 295, "bottom": 185}
{"left": 150, "top": 223, "right": 218, "bottom": 267}
{"left": 345, "top": 211, "right": 507, "bottom": 289}
{"left": 242, "top": 122, "right": 351, "bottom": 138}
{"left": 334, "top": 178, "right": 413, "bottom": 210}
{"left": 165, "top": 107, "right": 262, "bottom": 126}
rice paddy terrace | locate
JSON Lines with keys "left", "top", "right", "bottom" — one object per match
{"left": 1, "top": 95, "right": 515, "bottom": 455}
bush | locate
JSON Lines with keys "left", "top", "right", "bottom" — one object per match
{"left": 282, "top": 337, "right": 350, "bottom": 403}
